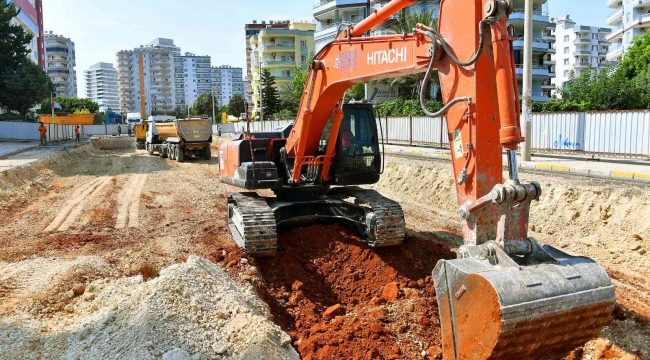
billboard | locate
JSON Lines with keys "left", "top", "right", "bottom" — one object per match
{"left": 366, "top": 83, "right": 398, "bottom": 103}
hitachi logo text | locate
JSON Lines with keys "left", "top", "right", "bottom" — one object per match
{"left": 367, "top": 47, "right": 407, "bottom": 65}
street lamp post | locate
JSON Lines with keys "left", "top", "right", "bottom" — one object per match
{"left": 212, "top": 86, "right": 217, "bottom": 125}
{"left": 521, "top": 0, "right": 534, "bottom": 161}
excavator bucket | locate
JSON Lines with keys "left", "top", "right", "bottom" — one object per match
{"left": 433, "top": 240, "right": 615, "bottom": 359}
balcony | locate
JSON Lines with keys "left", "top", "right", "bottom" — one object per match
{"left": 599, "top": 39, "right": 612, "bottom": 46}
{"left": 574, "top": 62, "right": 590, "bottom": 69}
{"left": 573, "top": 38, "right": 591, "bottom": 45}
{"left": 521, "top": 92, "right": 549, "bottom": 102}
{"left": 263, "top": 59, "right": 295, "bottom": 67}
{"left": 600, "top": 60, "right": 618, "bottom": 67}
{"left": 573, "top": 25, "right": 591, "bottom": 33}
{"left": 261, "top": 43, "right": 295, "bottom": 52}
{"left": 631, "top": 0, "right": 650, "bottom": 8}
{"left": 573, "top": 50, "right": 591, "bottom": 56}
{"left": 607, "top": 8, "right": 623, "bottom": 26}
{"left": 607, "top": 0, "right": 620, "bottom": 7}
{"left": 541, "top": 82, "right": 555, "bottom": 90}
{"left": 541, "top": 34, "right": 556, "bottom": 41}
{"left": 508, "top": 9, "right": 550, "bottom": 26}
{"left": 46, "top": 47, "right": 69, "bottom": 54}
{"left": 515, "top": 65, "right": 550, "bottom": 79}
{"left": 543, "top": 58, "right": 556, "bottom": 65}
{"left": 606, "top": 43, "right": 624, "bottom": 60}
{"left": 606, "top": 25, "right": 624, "bottom": 41}
{"left": 512, "top": 38, "right": 554, "bottom": 53}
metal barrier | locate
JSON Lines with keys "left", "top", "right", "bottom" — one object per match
{"left": 379, "top": 111, "right": 649, "bottom": 158}
{"left": 0, "top": 122, "right": 125, "bottom": 141}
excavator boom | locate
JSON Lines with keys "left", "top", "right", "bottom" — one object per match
{"left": 219, "top": 0, "right": 615, "bottom": 357}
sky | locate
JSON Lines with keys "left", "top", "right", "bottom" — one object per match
{"left": 42, "top": 0, "right": 611, "bottom": 99}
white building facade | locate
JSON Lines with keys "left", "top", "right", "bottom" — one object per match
{"left": 116, "top": 45, "right": 175, "bottom": 117}
{"left": 45, "top": 31, "right": 77, "bottom": 98}
{"left": 85, "top": 62, "right": 119, "bottom": 112}
{"left": 174, "top": 53, "right": 212, "bottom": 111}
{"left": 551, "top": 16, "right": 613, "bottom": 93}
{"left": 211, "top": 66, "right": 246, "bottom": 107}
{"left": 606, "top": 0, "right": 650, "bottom": 61}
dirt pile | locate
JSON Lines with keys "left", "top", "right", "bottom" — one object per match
{"left": 90, "top": 136, "right": 135, "bottom": 150}
{"left": 0, "top": 255, "right": 298, "bottom": 359}
{"left": 242, "top": 224, "right": 455, "bottom": 360}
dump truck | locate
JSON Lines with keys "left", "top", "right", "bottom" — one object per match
{"left": 145, "top": 118, "right": 212, "bottom": 162}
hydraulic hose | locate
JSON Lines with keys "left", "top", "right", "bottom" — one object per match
{"left": 419, "top": 20, "right": 490, "bottom": 117}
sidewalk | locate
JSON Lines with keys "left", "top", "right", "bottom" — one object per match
{"left": 0, "top": 139, "right": 81, "bottom": 173}
{"left": 0, "top": 140, "right": 39, "bottom": 159}
{"left": 383, "top": 144, "right": 650, "bottom": 182}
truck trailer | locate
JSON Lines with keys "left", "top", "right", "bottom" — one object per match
{"left": 145, "top": 119, "right": 212, "bottom": 162}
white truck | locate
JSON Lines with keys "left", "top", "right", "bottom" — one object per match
{"left": 126, "top": 113, "right": 142, "bottom": 128}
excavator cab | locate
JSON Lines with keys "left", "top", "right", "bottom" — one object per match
{"left": 326, "top": 103, "right": 382, "bottom": 186}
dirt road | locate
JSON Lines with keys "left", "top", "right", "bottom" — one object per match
{"left": 0, "top": 145, "right": 647, "bottom": 359}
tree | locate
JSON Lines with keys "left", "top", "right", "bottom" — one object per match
{"left": 559, "top": 65, "right": 648, "bottom": 111}
{"left": 192, "top": 93, "right": 215, "bottom": 117}
{"left": 0, "top": 2, "right": 33, "bottom": 72}
{"left": 384, "top": 8, "right": 439, "bottom": 100}
{"left": 260, "top": 68, "right": 280, "bottom": 119}
{"left": 38, "top": 97, "right": 99, "bottom": 115}
{"left": 227, "top": 94, "right": 245, "bottom": 117}
{"left": 0, "top": 57, "right": 53, "bottom": 116}
{"left": 174, "top": 105, "right": 185, "bottom": 119}
{"left": 346, "top": 83, "right": 366, "bottom": 101}
{"left": 620, "top": 31, "right": 650, "bottom": 79}
{"left": 279, "top": 83, "right": 299, "bottom": 114}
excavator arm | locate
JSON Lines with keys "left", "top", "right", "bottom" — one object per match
{"left": 279, "top": 0, "right": 615, "bottom": 359}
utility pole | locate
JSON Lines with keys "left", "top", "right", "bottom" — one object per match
{"left": 520, "top": 0, "right": 533, "bottom": 161}
{"left": 211, "top": 86, "right": 216, "bottom": 125}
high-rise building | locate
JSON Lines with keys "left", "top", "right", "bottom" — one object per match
{"left": 211, "top": 66, "right": 246, "bottom": 107}
{"left": 147, "top": 38, "right": 181, "bottom": 56}
{"left": 117, "top": 45, "right": 175, "bottom": 117}
{"left": 7, "top": 0, "right": 44, "bottom": 68}
{"left": 173, "top": 52, "right": 212, "bottom": 111}
{"left": 551, "top": 16, "right": 613, "bottom": 94}
{"left": 605, "top": 0, "right": 649, "bottom": 62}
{"left": 245, "top": 20, "right": 291, "bottom": 102}
{"left": 313, "top": 1, "right": 440, "bottom": 52}
{"left": 85, "top": 62, "right": 119, "bottom": 112}
{"left": 45, "top": 31, "right": 77, "bottom": 98}
{"left": 249, "top": 22, "right": 316, "bottom": 115}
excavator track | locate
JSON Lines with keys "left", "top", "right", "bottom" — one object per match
{"left": 332, "top": 188, "right": 406, "bottom": 247}
{"left": 227, "top": 192, "right": 277, "bottom": 256}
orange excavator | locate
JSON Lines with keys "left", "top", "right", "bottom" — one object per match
{"left": 219, "top": 0, "right": 615, "bottom": 358}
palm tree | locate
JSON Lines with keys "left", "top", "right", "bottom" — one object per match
{"left": 378, "top": 8, "right": 440, "bottom": 100}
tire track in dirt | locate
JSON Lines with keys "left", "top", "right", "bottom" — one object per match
{"left": 44, "top": 158, "right": 123, "bottom": 232}
{"left": 116, "top": 159, "right": 150, "bottom": 229}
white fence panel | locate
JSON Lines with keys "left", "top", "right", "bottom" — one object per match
{"left": 411, "top": 116, "right": 449, "bottom": 146}
{"left": 531, "top": 112, "right": 584, "bottom": 151}
{"left": 383, "top": 116, "right": 410, "bottom": 143}
{"left": 0, "top": 122, "right": 40, "bottom": 140}
{"left": 80, "top": 125, "right": 120, "bottom": 136}
{"left": 584, "top": 111, "right": 650, "bottom": 156}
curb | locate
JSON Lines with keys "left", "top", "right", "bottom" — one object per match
{"left": 0, "top": 144, "right": 39, "bottom": 160}
{"left": 384, "top": 147, "right": 650, "bottom": 183}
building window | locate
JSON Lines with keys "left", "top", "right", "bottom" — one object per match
{"left": 564, "top": 35, "right": 569, "bottom": 42}
{"left": 564, "top": 70, "right": 569, "bottom": 76}
{"left": 592, "top": 45, "right": 598, "bottom": 51}
{"left": 564, "top": 59, "right": 569, "bottom": 65}
{"left": 564, "top": 47, "right": 569, "bottom": 54}
{"left": 592, "top": 33, "right": 598, "bottom": 40}
{"left": 301, "top": 40, "right": 307, "bottom": 48}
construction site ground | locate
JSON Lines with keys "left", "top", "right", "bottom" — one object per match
{"left": 0, "top": 142, "right": 648, "bottom": 359}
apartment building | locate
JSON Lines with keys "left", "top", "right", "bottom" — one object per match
{"left": 245, "top": 21, "right": 291, "bottom": 102}
{"left": 85, "top": 62, "right": 119, "bottom": 112}
{"left": 313, "top": 0, "right": 439, "bottom": 52}
{"left": 174, "top": 53, "right": 212, "bottom": 111}
{"left": 148, "top": 38, "right": 181, "bottom": 56}
{"left": 116, "top": 45, "right": 175, "bottom": 117}
{"left": 551, "top": 16, "right": 613, "bottom": 93}
{"left": 605, "top": 0, "right": 650, "bottom": 61}
{"left": 211, "top": 66, "right": 246, "bottom": 107}
{"left": 8, "top": 0, "right": 44, "bottom": 67}
{"left": 45, "top": 31, "right": 77, "bottom": 98}
{"left": 249, "top": 22, "right": 316, "bottom": 115}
